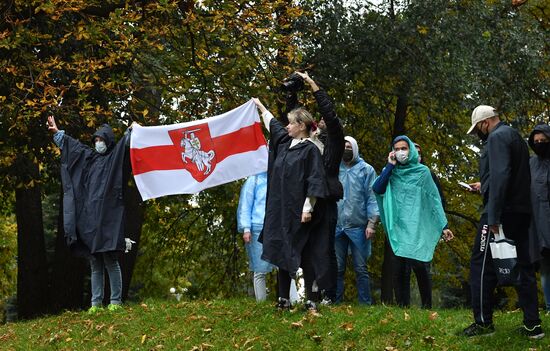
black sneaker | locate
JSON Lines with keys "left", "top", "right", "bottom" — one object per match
{"left": 461, "top": 322, "right": 495, "bottom": 337}
{"left": 519, "top": 325, "right": 544, "bottom": 340}
{"left": 304, "top": 300, "right": 318, "bottom": 312}
{"left": 276, "top": 297, "right": 291, "bottom": 311}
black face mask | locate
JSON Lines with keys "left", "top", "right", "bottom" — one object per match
{"left": 343, "top": 149, "right": 354, "bottom": 162}
{"left": 476, "top": 128, "right": 488, "bottom": 142}
{"left": 533, "top": 142, "right": 550, "bottom": 158}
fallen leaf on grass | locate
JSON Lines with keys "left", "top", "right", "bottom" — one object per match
{"left": 340, "top": 322, "right": 354, "bottom": 331}
{"left": 384, "top": 347, "right": 399, "bottom": 351}
{"left": 140, "top": 303, "right": 148, "bottom": 309}
{"left": 242, "top": 337, "right": 259, "bottom": 348}
{"left": 429, "top": 312, "right": 438, "bottom": 320}
{"left": 423, "top": 336, "right": 435, "bottom": 344}
{"left": 201, "top": 343, "right": 214, "bottom": 349}
{"left": 141, "top": 334, "right": 147, "bottom": 344}
{"left": 380, "top": 319, "right": 389, "bottom": 325}
{"left": 291, "top": 321, "right": 303, "bottom": 329}
{"left": 311, "top": 335, "right": 322, "bottom": 343}
{"left": 188, "top": 315, "right": 208, "bottom": 321}
{"left": 202, "top": 328, "right": 212, "bottom": 333}
{"left": 65, "top": 337, "right": 72, "bottom": 342}
{"left": 307, "top": 310, "right": 322, "bottom": 317}
{"left": 404, "top": 312, "right": 410, "bottom": 321}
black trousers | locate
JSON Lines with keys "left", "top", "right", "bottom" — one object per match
{"left": 393, "top": 254, "right": 432, "bottom": 308}
{"left": 301, "top": 200, "right": 338, "bottom": 302}
{"left": 469, "top": 213, "right": 540, "bottom": 327}
{"left": 278, "top": 269, "right": 292, "bottom": 299}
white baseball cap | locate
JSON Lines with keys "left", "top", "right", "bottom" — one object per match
{"left": 467, "top": 105, "right": 498, "bottom": 134}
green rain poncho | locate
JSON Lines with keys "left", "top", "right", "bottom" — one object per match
{"left": 375, "top": 136, "right": 447, "bottom": 262}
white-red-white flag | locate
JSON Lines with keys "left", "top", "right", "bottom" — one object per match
{"left": 130, "top": 100, "right": 267, "bottom": 200}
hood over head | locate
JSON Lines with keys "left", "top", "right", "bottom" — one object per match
{"left": 344, "top": 136, "right": 359, "bottom": 162}
{"left": 391, "top": 135, "right": 420, "bottom": 165}
{"left": 92, "top": 124, "right": 116, "bottom": 152}
{"left": 528, "top": 124, "right": 550, "bottom": 151}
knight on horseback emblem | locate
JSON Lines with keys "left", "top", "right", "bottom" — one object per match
{"left": 180, "top": 129, "right": 216, "bottom": 175}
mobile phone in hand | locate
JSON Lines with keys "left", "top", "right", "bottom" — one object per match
{"left": 458, "top": 181, "right": 473, "bottom": 191}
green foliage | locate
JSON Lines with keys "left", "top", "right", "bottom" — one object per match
{"left": 132, "top": 181, "right": 251, "bottom": 299}
{"left": 1, "top": 298, "right": 548, "bottom": 349}
{"left": 0, "top": 215, "right": 17, "bottom": 301}
{"left": 296, "top": 0, "right": 549, "bottom": 303}
{"left": 1, "top": 0, "right": 302, "bottom": 301}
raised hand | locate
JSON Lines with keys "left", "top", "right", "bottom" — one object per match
{"left": 47, "top": 116, "right": 59, "bottom": 133}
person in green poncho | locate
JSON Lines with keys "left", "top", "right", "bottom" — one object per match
{"left": 372, "top": 135, "right": 453, "bottom": 308}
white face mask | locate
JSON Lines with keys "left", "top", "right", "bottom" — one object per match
{"left": 95, "top": 140, "right": 107, "bottom": 154}
{"left": 395, "top": 150, "right": 409, "bottom": 164}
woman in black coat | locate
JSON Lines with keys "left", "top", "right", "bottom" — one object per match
{"left": 253, "top": 98, "right": 328, "bottom": 310}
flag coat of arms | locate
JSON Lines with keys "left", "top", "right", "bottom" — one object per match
{"left": 130, "top": 100, "right": 267, "bottom": 200}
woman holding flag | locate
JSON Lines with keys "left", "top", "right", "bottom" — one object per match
{"left": 253, "top": 98, "right": 328, "bottom": 310}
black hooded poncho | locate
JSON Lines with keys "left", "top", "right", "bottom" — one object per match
{"left": 59, "top": 124, "right": 129, "bottom": 256}
{"left": 528, "top": 124, "right": 550, "bottom": 262}
{"left": 261, "top": 118, "right": 328, "bottom": 277}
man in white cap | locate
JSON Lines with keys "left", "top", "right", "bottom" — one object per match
{"left": 461, "top": 105, "right": 543, "bottom": 339}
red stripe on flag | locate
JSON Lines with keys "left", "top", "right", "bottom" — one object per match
{"left": 214, "top": 122, "right": 266, "bottom": 163}
{"left": 130, "top": 145, "right": 182, "bottom": 175}
{"left": 131, "top": 122, "right": 266, "bottom": 176}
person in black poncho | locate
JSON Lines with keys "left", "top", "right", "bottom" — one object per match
{"left": 528, "top": 124, "right": 550, "bottom": 314}
{"left": 48, "top": 115, "right": 134, "bottom": 314}
{"left": 252, "top": 98, "right": 328, "bottom": 310}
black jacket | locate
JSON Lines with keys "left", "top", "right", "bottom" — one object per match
{"left": 479, "top": 122, "right": 531, "bottom": 225}
{"left": 60, "top": 124, "right": 129, "bottom": 256}
{"left": 284, "top": 90, "right": 344, "bottom": 200}
{"left": 527, "top": 124, "right": 550, "bottom": 262}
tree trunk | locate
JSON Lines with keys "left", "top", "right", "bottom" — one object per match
{"left": 380, "top": 93, "right": 408, "bottom": 304}
{"left": 15, "top": 154, "right": 50, "bottom": 319}
{"left": 50, "top": 189, "right": 87, "bottom": 312}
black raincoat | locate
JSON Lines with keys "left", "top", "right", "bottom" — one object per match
{"left": 261, "top": 118, "right": 328, "bottom": 276}
{"left": 528, "top": 124, "right": 550, "bottom": 262}
{"left": 60, "top": 124, "right": 129, "bottom": 256}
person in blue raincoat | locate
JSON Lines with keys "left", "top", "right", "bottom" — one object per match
{"left": 372, "top": 135, "right": 453, "bottom": 308}
{"left": 335, "top": 136, "right": 379, "bottom": 304}
{"left": 237, "top": 171, "right": 275, "bottom": 301}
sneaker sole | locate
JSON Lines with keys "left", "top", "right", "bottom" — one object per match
{"left": 528, "top": 333, "right": 544, "bottom": 340}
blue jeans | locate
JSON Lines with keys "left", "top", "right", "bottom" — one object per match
{"left": 89, "top": 252, "right": 122, "bottom": 306}
{"left": 540, "top": 254, "right": 550, "bottom": 311}
{"left": 335, "top": 227, "right": 372, "bottom": 304}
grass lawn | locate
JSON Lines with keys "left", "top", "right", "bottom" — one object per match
{"left": 1, "top": 298, "right": 549, "bottom": 350}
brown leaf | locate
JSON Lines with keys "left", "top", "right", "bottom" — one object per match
{"left": 291, "top": 321, "right": 303, "bottom": 329}
{"left": 423, "top": 336, "right": 435, "bottom": 344}
{"left": 340, "top": 322, "right": 354, "bottom": 331}
{"left": 311, "top": 335, "right": 322, "bottom": 343}
{"left": 428, "top": 312, "right": 438, "bottom": 320}
{"left": 404, "top": 312, "right": 410, "bottom": 321}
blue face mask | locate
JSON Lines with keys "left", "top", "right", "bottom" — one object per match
{"left": 95, "top": 140, "right": 107, "bottom": 154}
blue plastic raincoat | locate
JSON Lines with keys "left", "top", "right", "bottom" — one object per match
{"left": 236, "top": 172, "right": 274, "bottom": 273}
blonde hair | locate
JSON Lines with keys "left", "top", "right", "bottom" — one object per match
{"left": 287, "top": 108, "right": 315, "bottom": 133}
